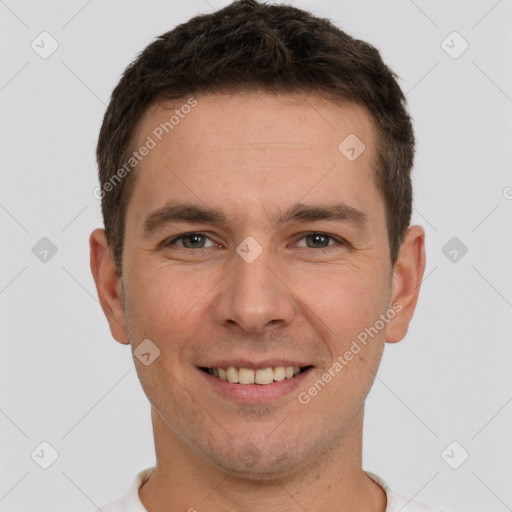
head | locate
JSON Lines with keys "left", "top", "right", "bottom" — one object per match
{"left": 91, "top": 0, "right": 425, "bottom": 479}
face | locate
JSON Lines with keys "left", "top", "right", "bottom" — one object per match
{"left": 91, "top": 91, "right": 425, "bottom": 480}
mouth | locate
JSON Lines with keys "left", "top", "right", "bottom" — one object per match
{"left": 199, "top": 365, "right": 314, "bottom": 385}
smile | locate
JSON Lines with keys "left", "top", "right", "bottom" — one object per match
{"left": 200, "top": 366, "right": 312, "bottom": 385}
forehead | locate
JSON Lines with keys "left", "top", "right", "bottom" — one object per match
{"left": 126, "top": 92, "right": 383, "bottom": 229}
{"left": 136, "top": 92, "right": 376, "bottom": 155}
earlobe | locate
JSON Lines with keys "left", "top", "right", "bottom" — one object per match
{"left": 89, "top": 228, "right": 130, "bottom": 345}
{"left": 385, "top": 225, "right": 426, "bottom": 344}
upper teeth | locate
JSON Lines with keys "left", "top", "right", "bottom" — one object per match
{"left": 208, "top": 366, "right": 301, "bottom": 385}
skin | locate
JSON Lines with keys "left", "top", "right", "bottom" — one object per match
{"left": 90, "top": 91, "right": 425, "bottom": 512}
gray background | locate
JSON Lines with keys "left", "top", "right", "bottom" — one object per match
{"left": 1, "top": 1, "right": 511, "bottom": 511}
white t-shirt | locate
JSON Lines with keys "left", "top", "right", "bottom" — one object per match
{"left": 96, "top": 467, "right": 449, "bottom": 512}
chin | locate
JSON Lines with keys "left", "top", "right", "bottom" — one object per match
{"left": 215, "top": 455, "right": 301, "bottom": 482}
{"left": 205, "top": 437, "right": 312, "bottom": 482}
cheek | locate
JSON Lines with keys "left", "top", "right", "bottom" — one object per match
{"left": 299, "top": 265, "right": 388, "bottom": 336}
{"left": 123, "top": 261, "right": 202, "bottom": 340}
{"left": 305, "top": 272, "right": 387, "bottom": 400}
{"left": 122, "top": 265, "right": 205, "bottom": 399}
{"left": 124, "top": 245, "right": 390, "bottom": 349}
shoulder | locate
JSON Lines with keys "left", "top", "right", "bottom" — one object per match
{"left": 365, "top": 471, "right": 451, "bottom": 512}
{"left": 93, "top": 466, "right": 155, "bottom": 512}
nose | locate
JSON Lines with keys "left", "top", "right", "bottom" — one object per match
{"left": 212, "top": 242, "right": 295, "bottom": 334}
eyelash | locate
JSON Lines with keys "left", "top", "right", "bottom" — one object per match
{"left": 163, "top": 231, "right": 347, "bottom": 250}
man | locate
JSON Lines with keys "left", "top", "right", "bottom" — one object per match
{"left": 90, "top": 1, "right": 448, "bottom": 510}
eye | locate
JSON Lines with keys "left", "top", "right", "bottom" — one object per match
{"left": 165, "top": 232, "right": 216, "bottom": 249}
{"left": 294, "top": 232, "right": 345, "bottom": 249}
{"left": 163, "top": 231, "right": 346, "bottom": 251}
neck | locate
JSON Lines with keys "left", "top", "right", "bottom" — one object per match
{"left": 139, "top": 406, "right": 386, "bottom": 512}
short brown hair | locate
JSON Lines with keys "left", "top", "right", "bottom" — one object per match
{"left": 96, "top": 0, "right": 414, "bottom": 274}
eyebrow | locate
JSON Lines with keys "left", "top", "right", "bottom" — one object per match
{"left": 142, "top": 201, "right": 367, "bottom": 236}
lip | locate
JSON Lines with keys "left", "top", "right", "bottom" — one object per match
{"left": 197, "top": 365, "right": 314, "bottom": 403}
{"left": 197, "top": 360, "right": 311, "bottom": 369}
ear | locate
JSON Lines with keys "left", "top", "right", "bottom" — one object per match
{"left": 386, "top": 225, "right": 426, "bottom": 343}
{"left": 89, "top": 228, "right": 129, "bottom": 344}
